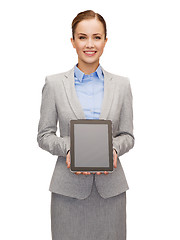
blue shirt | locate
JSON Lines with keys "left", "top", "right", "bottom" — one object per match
{"left": 74, "top": 64, "right": 104, "bottom": 119}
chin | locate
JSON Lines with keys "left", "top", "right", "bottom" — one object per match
{"left": 83, "top": 58, "right": 99, "bottom": 65}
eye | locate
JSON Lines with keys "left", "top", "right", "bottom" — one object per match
{"left": 95, "top": 36, "right": 101, "bottom": 39}
{"left": 79, "top": 36, "right": 86, "bottom": 39}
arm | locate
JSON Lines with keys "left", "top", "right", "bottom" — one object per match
{"left": 37, "top": 78, "right": 70, "bottom": 157}
{"left": 113, "top": 79, "right": 135, "bottom": 157}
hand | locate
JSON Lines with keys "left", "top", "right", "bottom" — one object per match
{"left": 113, "top": 148, "right": 118, "bottom": 168}
{"left": 94, "top": 149, "right": 117, "bottom": 175}
{"left": 66, "top": 151, "right": 90, "bottom": 175}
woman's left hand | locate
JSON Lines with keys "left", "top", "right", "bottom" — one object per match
{"left": 95, "top": 149, "right": 117, "bottom": 175}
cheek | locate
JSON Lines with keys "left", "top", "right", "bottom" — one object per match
{"left": 76, "top": 44, "right": 85, "bottom": 54}
{"left": 77, "top": 41, "right": 85, "bottom": 48}
{"left": 97, "top": 46, "right": 105, "bottom": 56}
{"left": 75, "top": 47, "right": 82, "bottom": 56}
{"left": 96, "top": 42, "right": 105, "bottom": 51}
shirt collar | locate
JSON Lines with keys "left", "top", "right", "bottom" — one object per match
{"left": 74, "top": 64, "right": 104, "bottom": 82}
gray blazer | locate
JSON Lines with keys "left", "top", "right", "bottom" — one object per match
{"left": 37, "top": 66, "right": 134, "bottom": 199}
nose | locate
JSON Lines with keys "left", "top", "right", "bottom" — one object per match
{"left": 85, "top": 38, "right": 94, "bottom": 48}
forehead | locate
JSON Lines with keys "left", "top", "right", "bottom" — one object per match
{"left": 75, "top": 19, "right": 104, "bottom": 35}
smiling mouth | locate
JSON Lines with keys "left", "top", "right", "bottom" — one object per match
{"left": 83, "top": 51, "right": 97, "bottom": 56}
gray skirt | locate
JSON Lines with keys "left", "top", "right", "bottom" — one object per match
{"left": 51, "top": 175, "right": 126, "bottom": 240}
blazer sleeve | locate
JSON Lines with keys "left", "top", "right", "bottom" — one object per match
{"left": 113, "top": 78, "right": 135, "bottom": 157}
{"left": 37, "top": 77, "right": 70, "bottom": 157}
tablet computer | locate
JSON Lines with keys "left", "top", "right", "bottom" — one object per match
{"left": 70, "top": 119, "right": 113, "bottom": 173}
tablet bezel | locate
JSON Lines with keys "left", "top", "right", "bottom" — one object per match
{"left": 70, "top": 119, "right": 113, "bottom": 172}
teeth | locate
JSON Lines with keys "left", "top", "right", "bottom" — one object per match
{"left": 85, "top": 51, "right": 96, "bottom": 54}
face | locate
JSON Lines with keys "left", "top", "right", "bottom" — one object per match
{"left": 71, "top": 18, "right": 108, "bottom": 68}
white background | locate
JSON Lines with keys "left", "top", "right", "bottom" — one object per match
{"left": 0, "top": 0, "right": 180, "bottom": 239}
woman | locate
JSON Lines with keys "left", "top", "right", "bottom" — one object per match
{"left": 37, "top": 10, "right": 134, "bottom": 240}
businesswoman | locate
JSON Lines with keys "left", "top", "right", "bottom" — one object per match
{"left": 37, "top": 10, "right": 134, "bottom": 240}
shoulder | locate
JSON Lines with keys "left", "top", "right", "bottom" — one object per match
{"left": 103, "top": 68, "right": 130, "bottom": 87}
{"left": 45, "top": 68, "right": 73, "bottom": 86}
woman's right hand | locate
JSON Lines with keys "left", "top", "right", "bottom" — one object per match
{"left": 66, "top": 151, "right": 89, "bottom": 175}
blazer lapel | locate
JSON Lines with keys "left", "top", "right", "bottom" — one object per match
{"left": 62, "top": 67, "right": 86, "bottom": 119}
{"left": 62, "top": 66, "right": 115, "bottom": 120}
{"left": 99, "top": 67, "right": 115, "bottom": 119}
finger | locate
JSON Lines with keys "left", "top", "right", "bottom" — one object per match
{"left": 96, "top": 172, "right": 101, "bottom": 175}
{"left": 104, "top": 171, "right": 109, "bottom": 175}
{"left": 113, "top": 159, "right": 117, "bottom": 168}
{"left": 113, "top": 158, "right": 117, "bottom": 168}
{"left": 75, "top": 172, "right": 82, "bottom": 175}
{"left": 66, "top": 155, "right": 70, "bottom": 165}
{"left": 113, "top": 153, "right": 117, "bottom": 168}
{"left": 66, "top": 159, "right": 70, "bottom": 168}
{"left": 83, "top": 172, "right": 91, "bottom": 175}
{"left": 66, "top": 156, "right": 68, "bottom": 165}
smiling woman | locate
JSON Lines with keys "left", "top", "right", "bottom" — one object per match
{"left": 71, "top": 15, "right": 108, "bottom": 74}
{"left": 37, "top": 9, "right": 134, "bottom": 240}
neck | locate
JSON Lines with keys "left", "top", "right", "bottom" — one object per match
{"left": 77, "top": 60, "right": 99, "bottom": 75}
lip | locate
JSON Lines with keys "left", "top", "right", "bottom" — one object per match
{"left": 83, "top": 51, "right": 97, "bottom": 56}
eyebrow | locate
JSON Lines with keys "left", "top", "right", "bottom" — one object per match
{"left": 77, "top": 33, "right": 102, "bottom": 36}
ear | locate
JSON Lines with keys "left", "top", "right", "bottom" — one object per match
{"left": 104, "top": 38, "right": 108, "bottom": 46}
{"left": 70, "top": 38, "right": 76, "bottom": 49}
